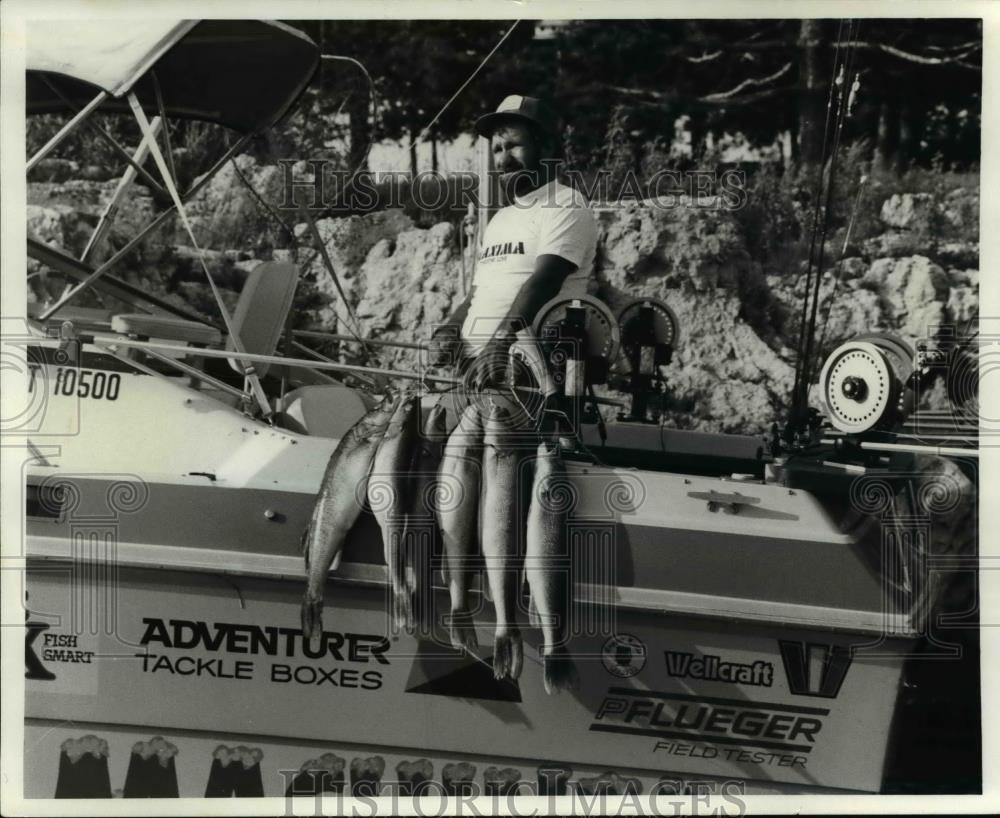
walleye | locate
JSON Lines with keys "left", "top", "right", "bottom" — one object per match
{"left": 437, "top": 402, "right": 485, "bottom": 652}
{"left": 301, "top": 394, "right": 398, "bottom": 640}
{"left": 526, "top": 440, "right": 580, "bottom": 693}
{"left": 481, "top": 403, "right": 529, "bottom": 680}
{"left": 406, "top": 402, "right": 448, "bottom": 634}
{"left": 368, "top": 391, "right": 422, "bottom": 631}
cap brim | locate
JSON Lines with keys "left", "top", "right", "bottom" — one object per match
{"left": 474, "top": 111, "right": 551, "bottom": 139}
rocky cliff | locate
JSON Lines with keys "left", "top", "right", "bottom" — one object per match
{"left": 27, "top": 156, "right": 978, "bottom": 435}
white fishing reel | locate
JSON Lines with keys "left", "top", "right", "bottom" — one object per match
{"left": 818, "top": 334, "right": 915, "bottom": 434}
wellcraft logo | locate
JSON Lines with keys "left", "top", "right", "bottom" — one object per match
{"left": 778, "top": 641, "right": 852, "bottom": 698}
{"left": 664, "top": 651, "right": 773, "bottom": 687}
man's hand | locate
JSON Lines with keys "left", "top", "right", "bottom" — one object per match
{"left": 467, "top": 334, "right": 515, "bottom": 392}
{"left": 427, "top": 324, "right": 462, "bottom": 368}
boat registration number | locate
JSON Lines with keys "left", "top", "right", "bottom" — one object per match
{"left": 28, "top": 365, "right": 122, "bottom": 401}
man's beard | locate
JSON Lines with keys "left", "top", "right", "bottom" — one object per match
{"left": 498, "top": 163, "right": 544, "bottom": 202}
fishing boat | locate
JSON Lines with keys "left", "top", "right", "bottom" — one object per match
{"left": 16, "top": 18, "right": 979, "bottom": 799}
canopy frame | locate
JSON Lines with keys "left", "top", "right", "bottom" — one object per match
{"left": 35, "top": 131, "right": 254, "bottom": 322}
{"left": 26, "top": 90, "right": 107, "bottom": 172}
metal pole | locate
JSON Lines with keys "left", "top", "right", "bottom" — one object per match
{"left": 289, "top": 340, "right": 378, "bottom": 389}
{"left": 858, "top": 441, "right": 979, "bottom": 459}
{"left": 477, "top": 135, "right": 492, "bottom": 234}
{"left": 152, "top": 72, "right": 178, "bottom": 187}
{"left": 39, "top": 133, "right": 255, "bottom": 321}
{"left": 141, "top": 348, "right": 248, "bottom": 401}
{"left": 27, "top": 90, "right": 109, "bottom": 172}
{"left": 90, "top": 337, "right": 460, "bottom": 384}
{"left": 126, "top": 92, "right": 272, "bottom": 421}
{"left": 29, "top": 238, "right": 212, "bottom": 325}
{"left": 37, "top": 75, "right": 168, "bottom": 197}
{"left": 81, "top": 117, "right": 163, "bottom": 263}
{"left": 293, "top": 329, "right": 427, "bottom": 350}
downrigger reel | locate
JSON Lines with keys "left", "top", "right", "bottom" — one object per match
{"left": 818, "top": 333, "right": 916, "bottom": 436}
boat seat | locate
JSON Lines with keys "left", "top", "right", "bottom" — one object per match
{"left": 227, "top": 260, "right": 298, "bottom": 378}
{"left": 111, "top": 313, "right": 222, "bottom": 346}
{"left": 27, "top": 302, "right": 116, "bottom": 334}
{"left": 279, "top": 384, "right": 372, "bottom": 439}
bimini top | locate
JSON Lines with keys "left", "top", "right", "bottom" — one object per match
{"left": 26, "top": 19, "right": 319, "bottom": 134}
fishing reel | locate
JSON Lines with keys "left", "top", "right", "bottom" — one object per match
{"left": 533, "top": 294, "right": 620, "bottom": 397}
{"left": 610, "top": 298, "right": 680, "bottom": 423}
{"left": 818, "top": 333, "right": 916, "bottom": 435}
{"left": 531, "top": 294, "right": 620, "bottom": 440}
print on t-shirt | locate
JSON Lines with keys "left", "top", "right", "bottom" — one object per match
{"left": 479, "top": 241, "right": 526, "bottom": 263}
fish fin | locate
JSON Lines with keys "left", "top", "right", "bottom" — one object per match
{"left": 393, "top": 588, "right": 414, "bottom": 633}
{"left": 449, "top": 610, "right": 478, "bottom": 653}
{"left": 527, "top": 592, "right": 541, "bottom": 628}
{"left": 410, "top": 569, "right": 434, "bottom": 639}
{"left": 410, "top": 587, "right": 433, "bottom": 638}
{"left": 481, "top": 573, "right": 492, "bottom": 604}
{"left": 300, "top": 524, "right": 311, "bottom": 554}
{"left": 542, "top": 647, "right": 580, "bottom": 695}
{"left": 331, "top": 549, "right": 343, "bottom": 572}
{"left": 493, "top": 630, "right": 523, "bottom": 681}
{"left": 408, "top": 530, "right": 435, "bottom": 634}
{"left": 301, "top": 594, "right": 323, "bottom": 642}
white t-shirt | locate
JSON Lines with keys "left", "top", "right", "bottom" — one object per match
{"left": 461, "top": 180, "right": 597, "bottom": 353}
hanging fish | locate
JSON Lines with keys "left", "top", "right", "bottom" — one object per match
{"left": 526, "top": 440, "right": 580, "bottom": 694}
{"left": 405, "top": 402, "right": 448, "bottom": 634}
{"left": 437, "top": 402, "right": 485, "bottom": 652}
{"left": 301, "top": 393, "right": 398, "bottom": 641}
{"left": 481, "top": 403, "right": 530, "bottom": 680}
{"left": 368, "top": 392, "right": 422, "bottom": 631}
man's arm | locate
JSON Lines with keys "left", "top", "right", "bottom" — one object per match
{"left": 469, "top": 255, "right": 577, "bottom": 391}
{"left": 428, "top": 288, "right": 475, "bottom": 366}
{"left": 493, "top": 254, "right": 577, "bottom": 337}
{"left": 441, "top": 288, "right": 475, "bottom": 333}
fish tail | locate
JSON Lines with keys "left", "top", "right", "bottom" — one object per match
{"left": 542, "top": 647, "right": 580, "bottom": 695}
{"left": 527, "top": 593, "right": 541, "bottom": 628}
{"left": 392, "top": 587, "right": 414, "bottom": 633}
{"left": 448, "top": 609, "right": 478, "bottom": 653}
{"left": 300, "top": 593, "right": 323, "bottom": 642}
{"left": 410, "top": 588, "right": 433, "bottom": 638}
{"left": 493, "top": 630, "right": 523, "bottom": 681}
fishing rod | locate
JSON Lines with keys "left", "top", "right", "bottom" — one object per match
{"left": 789, "top": 19, "right": 846, "bottom": 423}
{"left": 293, "top": 329, "right": 428, "bottom": 351}
{"left": 787, "top": 19, "right": 861, "bottom": 442}
{"left": 800, "top": 19, "right": 861, "bottom": 398}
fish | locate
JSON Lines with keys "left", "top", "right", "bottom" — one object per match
{"left": 437, "top": 402, "right": 485, "bottom": 652}
{"left": 481, "top": 403, "right": 530, "bottom": 680}
{"left": 525, "top": 440, "right": 580, "bottom": 693}
{"left": 405, "top": 402, "right": 448, "bottom": 634}
{"left": 301, "top": 394, "right": 398, "bottom": 641}
{"left": 368, "top": 391, "right": 422, "bottom": 631}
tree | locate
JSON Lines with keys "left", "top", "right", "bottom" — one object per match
{"left": 280, "top": 17, "right": 981, "bottom": 178}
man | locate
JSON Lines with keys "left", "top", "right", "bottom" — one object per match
{"left": 432, "top": 95, "right": 598, "bottom": 396}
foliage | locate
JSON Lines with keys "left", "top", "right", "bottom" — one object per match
{"left": 27, "top": 114, "right": 137, "bottom": 174}
{"left": 28, "top": 18, "right": 982, "bottom": 196}
{"left": 730, "top": 161, "right": 807, "bottom": 274}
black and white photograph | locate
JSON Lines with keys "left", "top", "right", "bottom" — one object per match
{"left": 0, "top": 1, "right": 994, "bottom": 813}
